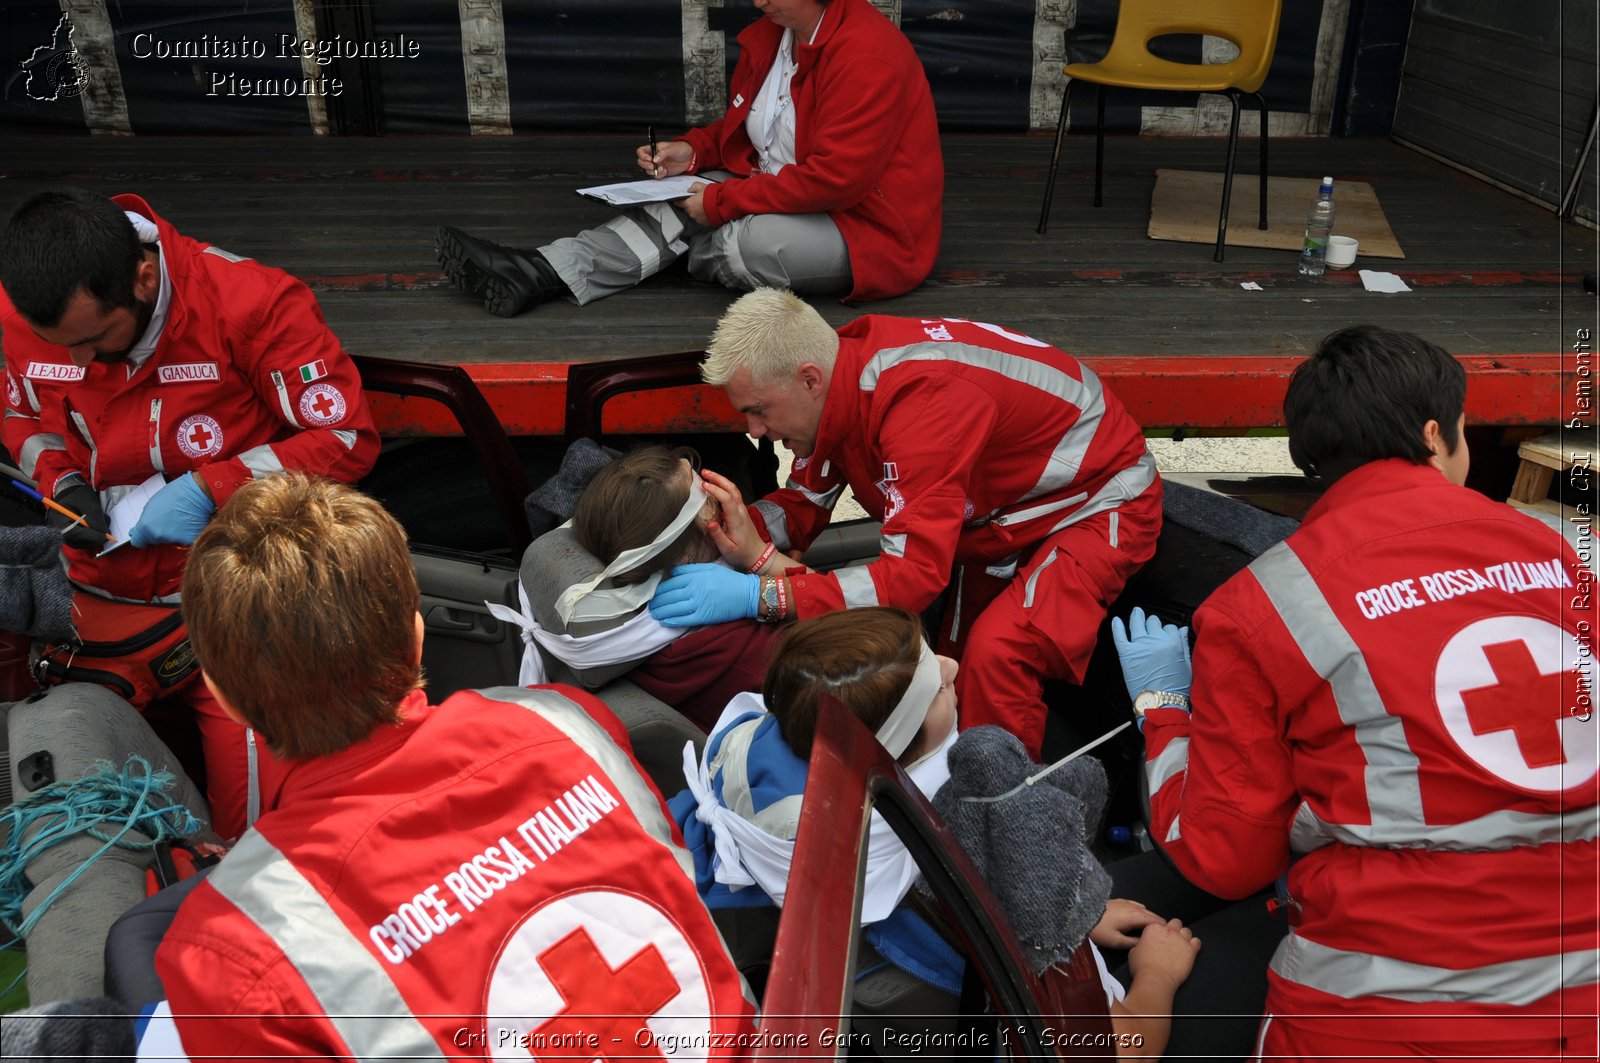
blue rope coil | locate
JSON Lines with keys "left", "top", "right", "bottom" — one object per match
{"left": 0, "top": 756, "right": 204, "bottom": 938}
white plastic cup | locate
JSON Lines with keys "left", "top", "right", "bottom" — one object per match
{"left": 1325, "top": 235, "right": 1359, "bottom": 270}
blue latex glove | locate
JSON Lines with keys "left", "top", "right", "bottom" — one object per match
{"left": 129, "top": 473, "right": 216, "bottom": 547}
{"left": 649, "top": 563, "right": 760, "bottom": 628}
{"left": 1110, "top": 606, "right": 1192, "bottom": 701}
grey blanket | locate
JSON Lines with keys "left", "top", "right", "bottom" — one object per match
{"left": 0, "top": 525, "right": 72, "bottom": 641}
{"left": 931, "top": 726, "right": 1113, "bottom": 973}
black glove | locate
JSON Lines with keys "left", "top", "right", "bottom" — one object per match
{"left": 49, "top": 477, "right": 110, "bottom": 550}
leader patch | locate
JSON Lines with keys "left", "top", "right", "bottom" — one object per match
{"left": 176, "top": 414, "right": 224, "bottom": 460}
{"left": 298, "top": 383, "right": 347, "bottom": 426}
{"left": 24, "top": 361, "right": 84, "bottom": 383}
{"left": 484, "top": 888, "right": 712, "bottom": 1062}
{"left": 1433, "top": 615, "right": 1597, "bottom": 793}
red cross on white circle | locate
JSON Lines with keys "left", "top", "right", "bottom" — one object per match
{"left": 297, "top": 383, "right": 347, "bottom": 426}
{"left": 484, "top": 889, "right": 712, "bottom": 1063}
{"left": 175, "top": 414, "right": 223, "bottom": 459}
{"left": 1434, "top": 615, "right": 1598, "bottom": 793}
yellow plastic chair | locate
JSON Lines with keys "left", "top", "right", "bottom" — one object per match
{"left": 1036, "top": 0, "right": 1284, "bottom": 262}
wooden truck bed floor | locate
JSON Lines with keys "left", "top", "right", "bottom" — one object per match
{"left": 1, "top": 133, "right": 1588, "bottom": 433}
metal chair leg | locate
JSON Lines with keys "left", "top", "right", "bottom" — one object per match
{"left": 1093, "top": 84, "right": 1106, "bottom": 208}
{"left": 1037, "top": 78, "right": 1074, "bottom": 234}
{"left": 1254, "top": 91, "right": 1270, "bottom": 230}
{"left": 1215, "top": 89, "right": 1243, "bottom": 262}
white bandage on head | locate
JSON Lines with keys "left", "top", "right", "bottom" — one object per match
{"left": 874, "top": 640, "right": 941, "bottom": 759}
{"left": 555, "top": 474, "right": 709, "bottom": 624}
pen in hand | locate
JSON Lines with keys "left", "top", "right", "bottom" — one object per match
{"left": 649, "top": 124, "right": 658, "bottom": 178}
{"left": 8, "top": 477, "right": 115, "bottom": 541}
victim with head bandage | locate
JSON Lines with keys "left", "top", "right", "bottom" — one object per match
{"left": 489, "top": 445, "right": 782, "bottom": 727}
{"left": 670, "top": 609, "right": 958, "bottom": 925}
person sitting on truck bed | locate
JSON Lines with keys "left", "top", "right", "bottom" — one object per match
{"left": 0, "top": 188, "right": 380, "bottom": 841}
{"left": 648, "top": 288, "right": 1161, "bottom": 760}
{"left": 435, "top": 0, "right": 942, "bottom": 317}
{"left": 154, "top": 472, "right": 756, "bottom": 1058}
{"left": 512, "top": 444, "right": 790, "bottom": 729}
{"left": 1113, "top": 325, "right": 1599, "bottom": 1060}
{"left": 674, "top": 606, "right": 1202, "bottom": 1058}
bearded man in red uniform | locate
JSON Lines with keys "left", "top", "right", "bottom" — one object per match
{"left": 156, "top": 473, "right": 755, "bottom": 1060}
{"left": 1115, "top": 325, "right": 1599, "bottom": 1059}
{"left": 649, "top": 288, "right": 1162, "bottom": 757}
{"left": 0, "top": 189, "right": 379, "bottom": 838}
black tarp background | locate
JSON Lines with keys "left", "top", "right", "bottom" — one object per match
{"left": 1, "top": 0, "right": 1328, "bottom": 136}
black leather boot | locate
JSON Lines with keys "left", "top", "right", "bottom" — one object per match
{"left": 435, "top": 226, "right": 568, "bottom": 317}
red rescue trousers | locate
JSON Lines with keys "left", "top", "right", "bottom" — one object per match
{"left": 940, "top": 482, "right": 1162, "bottom": 757}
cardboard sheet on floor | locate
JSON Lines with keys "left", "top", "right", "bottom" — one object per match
{"left": 1149, "top": 169, "right": 1405, "bottom": 258}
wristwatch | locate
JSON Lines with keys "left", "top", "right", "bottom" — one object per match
{"left": 1132, "top": 690, "right": 1191, "bottom": 718}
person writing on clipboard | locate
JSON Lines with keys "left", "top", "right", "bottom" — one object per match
{"left": 436, "top": 0, "right": 942, "bottom": 317}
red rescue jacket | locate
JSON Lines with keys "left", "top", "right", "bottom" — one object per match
{"left": 1, "top": 194, "right": 378, "bottom": 603}
{"left": 681, "top": 0, "right": 943, "bottom": 301}
{"left": 156, "top": 686, "right": 758, "bottom": 1061}
{"left": 1144, "top": 460, "right": 1599, "bottom": 1047}
{"left": 751, "top": 315, "right": 1156, "bottom": 617}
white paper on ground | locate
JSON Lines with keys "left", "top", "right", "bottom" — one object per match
{"left": 1359, "top": 269, "right": 1411, "bottom": 293}
{"left": 576, "top": 175, "right": 717, "bottom": 207}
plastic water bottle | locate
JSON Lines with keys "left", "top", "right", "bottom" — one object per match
{"left": 1297, "top": 176, "right": 1336, "bottom": 276}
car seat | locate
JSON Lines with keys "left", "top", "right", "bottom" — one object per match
{"left": 518, "top": 526, "right": 706, "bottom": 796}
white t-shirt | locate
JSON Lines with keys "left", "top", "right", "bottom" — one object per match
{"left": 743, "top": 12, "right": 825, "bottom": 175}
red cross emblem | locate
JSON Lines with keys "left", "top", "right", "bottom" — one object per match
{"left": 298, "top": 383, "right": 347, "bottom": 425}
{"left": 1460, "top": 640, "right": 1586, "bottom": 769}
{"left": 527, "top": 928, "right": 678, "bottom": 1062}
{"left": 1434, "top": 616, "right": 1598, "bottom": 793}
{"left": 484, "top": 889, "right": 714, "bottom": 1063}
{"left": 175, "top": 414, "right": 223, "bottom": 459}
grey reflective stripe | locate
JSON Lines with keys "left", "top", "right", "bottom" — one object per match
{"left": 881, "top": 532, "right": 907, "bottom": 559}
{"left": 604, "top": 214, "right": 662, "bottom": 274}
{"left": 752, "top": 794, "right": 804, "bottom": 839}
{"left": 69, "top": 412, "right": 99, "bottom": 483}
{"left": 1031, "top": 363, "right": 1106, "bottom": 501}
{"left": 17, "top": 432, "right": 67, "bottom": 478}
{"left": 208, "top": 832, "right": 444, "bottom": 1060}
{"left": 270, "top": 371, "right": 302, "bottom": 427}
{"left": 858, "top": 341, "right": 1104, "bottom": 504}
{"left": 475, "top": 686, "right": 699, "bottom": 885}
{"left": 1109, "top": 511, "right": 1119, "bottom": 548}
{"left": 1291, "top": 799, "right": 1600, "bottom": 853}
{"left": 245, "top": 729, "right": 260, "bottom": 827}
{"left": 202, "top": 244, "right": 249, "bottom": 263}
{"left": 1146, "top": 737, "right": 1190, "bottom": 794}
{"left": 1251, "top": 543, "right": 1429, "bottom": 834}
{"left": 238, "top": 445, "right": 284, "bottom": 478}
{"left": 786, "top": 477, "right": 843, "bottom": 511}
{"left": 835, "top": 565, "right": 880, "bottom": 608}
{"left": 1271, "top": 933, "right": 1600, "bottom": 1006}
{"left": 652, "top": 200, "right": 686, "bottom": 245}
{"left": 948, "top": 566, "right": 965, "bottom": 643}
{"left": 1165, "top": 811, "right": 1182, "bottom": 843}
{"left": 332, "top": 428, "right": 358, "bottom": 450}
{"left": 20, "top": 376, "right": 40, "bottom": 411}
{"left": 1022, "top": 548, "right": 1059, "bottom": 609}
{"left": 69, "top": 578, "right": 182, "bottom": 605}
{"left": 1041, "top": 451, "right": 1158, "bottom": 535}
{"left": 147, "top": 398, "right": 164, "bottom": 474}
{"left": 752, "top": 499, "right": 791, "bottom": 551}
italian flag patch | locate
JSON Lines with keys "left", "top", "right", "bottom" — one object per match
{"left": 298, "top": 360, "right": 327, "bottom": 383}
